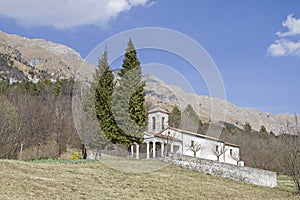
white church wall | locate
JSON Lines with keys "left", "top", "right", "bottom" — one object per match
{"left": 224, "top": 145, "right": 240, "bottom": 165}
{"left": 170, "top": 141, "right": 182, "bottom": 154}
{"left": 160, "top": 129, "right": 182, "bottom": 141}
{"left": 159, "top": 128, "right": 241, "bottom": 164}
{"left": 182, "top": 133, "right": 225, "bottom": 162}
{"left": 160, "top": 129, "right": 183, "bottom": 154}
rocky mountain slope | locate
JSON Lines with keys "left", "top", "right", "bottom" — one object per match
{"left": 0, "top": 31, "right": 296, "bottom": 135}
{"left": 0, "top": 31, "right": 95, "bottom": 83}
{"left": 144, "top": 74, "right": 298, "bottom": 135}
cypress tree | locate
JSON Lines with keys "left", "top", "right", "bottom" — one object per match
{"left": 180, "top": 104, "right": 203, "bottom": 133}
{"left": 118, "top": 38, "right": 141, "bottom": 77}
{"left": 94, "top": 49, "right": 120, "bottom": 143}
{"left": 112, "top": 39, "right": 146, "bottom": 146}
{"left": 169, "top": 105, "right": 181, "bottom": 128}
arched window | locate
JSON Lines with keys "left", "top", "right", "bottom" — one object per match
{"left": 162, "top": 117, "right": 165, "bottom": 130}
{"left": 152, "top": 116, "right": 156, "bottom": 130}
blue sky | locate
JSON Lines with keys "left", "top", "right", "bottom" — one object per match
{"left": 0, "top": 0, "right": 299, "bottom": 114}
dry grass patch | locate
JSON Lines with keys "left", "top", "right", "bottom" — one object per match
{"left": 0, "top": 158, "right": 298, "bottom": 200}
{"left": 277, "top": 175, "right": 298, "bottom": 192}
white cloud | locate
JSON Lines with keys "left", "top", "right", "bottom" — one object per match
{"left": 267, "top": 14, "right": 300, "bottom": 57}
{"left": 267, "top": 39, "right": 300, "bottom": 57}
{"left": 276, "top": 14, "right": 300, "bottom": 37}
{"left": 0, "top": 0, "right": 150, "bottom": 29}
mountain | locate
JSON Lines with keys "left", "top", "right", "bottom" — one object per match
{"left": 144, "top": 74, "right": 298, "bottom": 135}
{"left": 0, "top": 31, "right": 95, "bottom": 83}
{"left": 0, "top": 31, "right": 296, "bottom": 135}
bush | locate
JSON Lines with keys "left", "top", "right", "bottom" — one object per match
{"left": 71, "top": 152, "right": 79, "bottom": 160}
{"left": 244, "top": 122, "right": 252, "bottom": 132}
{"left": 18, "top": 140, "right": 59, "bottom": 161}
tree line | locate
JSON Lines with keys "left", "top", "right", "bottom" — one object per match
{"left": 0, "top": 79, "right": 81, "bottom": 160}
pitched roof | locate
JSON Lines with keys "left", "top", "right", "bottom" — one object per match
{"left": 224, "top": 142, "right": 239, "bottom": 148}
{"left": 148, "top": 107, "right": 169, "bottom": 114}
{"left": 144, "top": 131, "right": 181, "bottom": 142}
{"left": 154, "top": 133, "right": 181, "bottom": 141}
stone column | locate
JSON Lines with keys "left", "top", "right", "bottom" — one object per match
{"left": 171, "top": 143, "right": 174, "bottom": 153}
{"left": 146, "top": 142, "right": 150, "bottom": 159}
{"left": 136, "top": 143, "right": 139, "bottom": 159}
{"left": 131, "top": 145, "right": 134, "bottom": 158}
{"left": 161, "top": 142, "right": 164, "bottom": 157}
{"left": 153, "top": 141, "right": 156, "bottom": 158}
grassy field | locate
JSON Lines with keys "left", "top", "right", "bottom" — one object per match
{"left": 0, "top": 156, "right": 299, "bottom": 200}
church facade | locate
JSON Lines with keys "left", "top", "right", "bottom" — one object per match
{"left": 131, "top": 107, "right": 244, "bottom": 166}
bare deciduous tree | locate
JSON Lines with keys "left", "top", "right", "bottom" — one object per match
{"left": 73, "top": 83, "right": 110, "bottom": 159}
{"left": 0, "top": 81, "right": 81, "bottom": 160}
{"left": 187, "top": 141, "right": 202, "bottom": 157}
{"left": 281, "top": 115, "right": 300, "bottom": 194}
{"left": 230, "top": 151, "right": 240, "bottom": 165}
{"left": 0, "top": 96, "right": 18, "bottom": 158}
{"left": 211, "top": 144, "right": 227, "bottom": 162}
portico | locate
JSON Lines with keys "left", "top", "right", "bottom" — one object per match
{"left": 130, "top": 131, "right": 181, "bottom": 159}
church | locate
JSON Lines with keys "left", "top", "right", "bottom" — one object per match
{"left": 130, "top": 107, "right": 244, "bottom": 166}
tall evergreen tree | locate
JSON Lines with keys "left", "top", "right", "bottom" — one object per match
{"left": 112, "top": 39, "right": 146, "bottom": 146}
{"left": 118, "top": 38, "right": 141, "bottom": 77}
{"left": 169, "top": 105, "right": 181, "bottom": 128}
{"left": 94, "top": 49, "right": 120, "bottom": 143}
{"left": 180, "top": 104, "right": 203, "bottom": 133}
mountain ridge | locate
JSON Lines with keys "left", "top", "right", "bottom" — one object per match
{"left": 144, "top": 74, "right": 298, "bottom": 135}
{"left": 0, "top": 31, "right": 95, "bottom": 82}
{"left": 0, "top": 30, "right": 296, "bottom": 135}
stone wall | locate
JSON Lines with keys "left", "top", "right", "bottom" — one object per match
{"left": 161, "top": 154, "right": 277, "bottom": 188}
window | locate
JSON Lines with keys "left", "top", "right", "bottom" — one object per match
{"left": 173, "top": 145, "right": 180, "bottom": 153}
{"left": 230, "top": 149, "right": 233, "bottom": 156}
{"left": 191, "top": 140, "right": 194, "bottom": 147}
{"left": 162, "top": 117, "right": 165, "bottom": 129}
{"left": 152, "top": 116, "right": 156, "bottom": 130}
{"left": 216, "top": 145, "right": 219, "bottom": 152}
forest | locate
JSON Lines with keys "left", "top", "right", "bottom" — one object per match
{"left": 0, "top": 79, "right": 81, "bottom": 160}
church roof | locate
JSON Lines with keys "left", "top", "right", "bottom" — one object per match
{"left": 154, "top": 133, "right": 181, "bottom": 141}
{"left": 224, "top": 142, "right": 239, "bottom": 148}
{"left": 148, "top": 107, "right": 169, "bottom": 114}
{"left": 144, "top": 131, "right": 181, "bottom": 142}
{"left": 166, "top": 127, "right": 240, "bottom": 148}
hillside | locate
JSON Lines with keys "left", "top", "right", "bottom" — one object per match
{"left": 144, "top": 74, "right": 298, "bottom": 135}
{"left": 0, "top": 31, "right": 95, "bottom": 82}
{"left": 0, "top": 158, "right": 297, "bottom": 200}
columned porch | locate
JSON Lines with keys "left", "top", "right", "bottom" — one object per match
{"left": 130, "top": 140, "right": 176, "bottom": 159}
